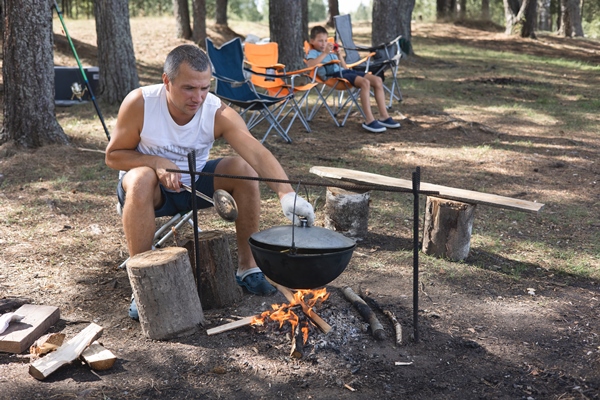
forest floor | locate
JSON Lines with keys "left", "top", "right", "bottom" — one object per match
{"left": 1, "top": 17, "right": 599, "bottom": 399}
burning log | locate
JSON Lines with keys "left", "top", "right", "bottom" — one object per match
{"left": 289, "top": 322, "right": 304, "bottom": 359}
{"left": 342, "top": 287, "right": 386, "bottom": 341}
{"left": 267, "top": 279, "right": 332, "bottom": 334}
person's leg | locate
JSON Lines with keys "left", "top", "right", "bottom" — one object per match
{"left": 212, "top": 156, "right": 275, "bottom": 295}
{"left": 212, "top": 156, "right": 260, "bottom": 272}
{"left": 120, "top": 167, "right": 163, "bottom": 257}
{"left": 365, "top": 74, "right": 390, "bottom": 120}
{"left": 353, "top": 75, "right": 376, "bottom": 124}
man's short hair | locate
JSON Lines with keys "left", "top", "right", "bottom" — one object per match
{"left": 310, "top": 26, "right": 328, "bottom": 40}
{"left": 164, "top": 44, "right": 210, "bottom": 81}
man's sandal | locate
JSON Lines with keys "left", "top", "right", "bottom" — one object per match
{"left": 236, "top": 268, "right": 277, "bottom": 296}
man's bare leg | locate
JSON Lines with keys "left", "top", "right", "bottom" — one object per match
{"left": 213, "top": 156, "right": 276, "bottom": 295}
{"left": 121, "top": 167, "right": 163, "bottom": 257}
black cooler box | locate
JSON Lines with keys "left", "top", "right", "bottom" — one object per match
{"left": 54, "top": 66, "right": 100, "bottom": 106}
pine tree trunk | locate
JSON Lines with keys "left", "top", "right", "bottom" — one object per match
{"left": 559, "top": 0, "right": 584, "bottom": 36}
{"left": 538, "top": 0, "right": 551, "bottom": 30}
{"left": 481, "top": 0, "right": 491, "bottom": 20}
{"left": 269, "top": 0, "right": 304, "bottom": 71}
{"left": 373, "top": 0, "right": 399, "bottom": 46}
{"left": 397, "top": 0, "right": 416, "bottom": 44}
{"left": 215, "top": 0, "right": 227, "bottom": 25}
{"left": 94, "top": 0, "right": 139, "bottom": 105}
{"left": 1, "top": 0, "right": 68, "bottom": 148}
{"left": 327, "top": 0, "right": 339, "bottom": 28}
{"left": 520, "top": 0, "right": 537, "bottom": 38}
{"left": 173, "top": 0, "right": 192, "bottom": 39}
{"left": 301, "top": 0, "right": 308, "bottom": 44}
{"left": 192, "top": 0, "right": 207, "bottom": 47}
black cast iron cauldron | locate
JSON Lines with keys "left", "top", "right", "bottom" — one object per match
{"left": 249, "top": 222, "right": 356, "bottom": 289}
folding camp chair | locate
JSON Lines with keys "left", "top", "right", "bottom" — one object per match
{"left": 303, "top": 39, "right": 369, "bottom": 127}
{"left": 243, "top": 42, "right": 320, "bottom": 135}
{"left": 334, "top": 14, "right": 404, "bottom": 109}
{"left": 206, "top": 37, "right": 294, "bottom": 143}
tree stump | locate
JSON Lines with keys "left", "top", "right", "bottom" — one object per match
{"left": 324, "top": 187, "right": 370, "bottom": 239}
{"left": 183, "top": 231, "right": 242, "bottom": 310}
{"left": 127, "top": 247, "right": 205, "bottom": 340}
{"left": 422, "top": 196, "right": 477, "bottom": 261}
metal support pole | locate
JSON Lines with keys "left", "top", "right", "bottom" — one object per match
{"left": 187, "top": 152, "right": 201, "bottom": 298}
{"left": 53, "top": 1, "right": 111, "bottom": 141}
{"left": 412, "top": 166, "right": 421, "bottom": 342}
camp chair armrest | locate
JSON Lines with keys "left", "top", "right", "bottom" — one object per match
{"left": 372, "top": 35, "right": 403, "bottom": 50}
{"left": 244, "top": 60, "right": 286, "bottom": 70}
{"left": 212, "top": 72, "right": 250, "bottom": 86}
{"left": 345, "top": 52, "right": 375, "bottom": 69}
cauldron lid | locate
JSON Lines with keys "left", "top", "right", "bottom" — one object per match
{"left": 251, "top": 225, "right": 356, "bottom": 250}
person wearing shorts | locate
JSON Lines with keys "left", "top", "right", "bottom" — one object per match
{"left": 306, "top": 25, "right": 401, "bottom": 133}
{"left": 106, "top": 45, "right": 315, "bottom": 311}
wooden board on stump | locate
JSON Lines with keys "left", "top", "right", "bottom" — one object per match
{"left": 183, "top": 231, "right": 242, "bottom": 310}
{"left": 422, "top": 196, "right": 477, "bottom": 261}
{"left": 324, "top": 187, "right": 370, "bottom": 239}
{"left": 127, "top": 247, "right": 205, "bottom": 340}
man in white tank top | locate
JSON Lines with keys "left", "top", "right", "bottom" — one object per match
{"left": 106, "top": 45, "right": 314, "bottom": 306}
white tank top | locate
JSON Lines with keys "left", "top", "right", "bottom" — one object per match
{"left": 123, "top": 84, "right": 221, "bottom": 187}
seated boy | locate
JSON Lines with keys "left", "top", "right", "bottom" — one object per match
{"left": 306, "top": 26, "right": 400, "bottom": 133}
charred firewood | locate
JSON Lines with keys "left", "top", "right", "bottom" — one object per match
{"left": 342, "top": 287, "right": 386, "bottom": 341}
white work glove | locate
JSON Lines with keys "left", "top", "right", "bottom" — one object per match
{"left": 280, "top": 192, "right": 315, "bottom": 227}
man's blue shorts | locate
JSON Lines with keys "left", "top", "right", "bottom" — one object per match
{"left": 330, "top": 69, "right": 366, "bottom": 85}
{"left": 117, "top": 158, "right": 222, "bottom": 218}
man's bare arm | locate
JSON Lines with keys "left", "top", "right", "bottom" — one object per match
{"left": 105, "top": 89, "right": 181, "bottom": 191}
{"left": 214, "top": 105, "right": 294, "bottom": 199}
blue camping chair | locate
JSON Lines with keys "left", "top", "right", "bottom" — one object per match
{"left": 206, "top": 37, "right": 294, "bottom": 143}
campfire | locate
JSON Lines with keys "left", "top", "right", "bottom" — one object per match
{"left": 207, "top": 284, "right": 332, "bottom": 358}
{"left": 251, "top": 288, "right": 329, "bottom": 357}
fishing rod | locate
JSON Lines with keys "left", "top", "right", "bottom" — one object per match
{"left": 53, "top": 1, "right": 111, "bottom": 141}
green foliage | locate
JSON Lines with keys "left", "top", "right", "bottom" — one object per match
{"left": 309, "top": 0, "right": 327, "bottom": 22}
{"left": 229, "top": 0, "right": 262, "bottom": 22}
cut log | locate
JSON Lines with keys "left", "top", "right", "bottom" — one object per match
{"left": 324, "top": 186, "right": 370, "bottom": 239}
{"left": 81, "top": 341, "right": 116, "bottom": 371}
{"left": 267, "top": 279, "right": 332, "bottom": 334}
{"left": 289, "top": 322, "right": 304, "bottom": 359}
{"left": 127, "top": 247, "right": 205, "bottom": 340}
{"left": 0, "top": 304, "right": 60, "bottom": 354}
{"left": 358, "top": 289, "right": 403, "bottom": 346}
{"left": 206, "top": 316, "right": 256, "bottom": 336}
{"left": 182, "top": 231, "right": 242, "bottom": 310}
{"left": 342, "top": 287, "right": 386, "bottom": 341}
{"left": 30, "top": 333, "right": 66, "bottom": 357}
{"left": 29, "top": 323, "right": 103, "bottom": 380}
{"left": 422, "top": 196, "right": 477, "bottom": 261}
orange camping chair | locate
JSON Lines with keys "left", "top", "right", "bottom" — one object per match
{"left": 244, "top": 42, "right": 319, "bottom": 136}
{"left": 303, "top": 38, "right": 373, "bottom": 127}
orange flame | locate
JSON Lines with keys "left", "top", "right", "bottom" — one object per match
{"left": 251, "top": 288, "right": 328, "bottom": 345}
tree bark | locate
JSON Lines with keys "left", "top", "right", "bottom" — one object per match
{"left": 301, "top": 0, "right": 308, "bottom": 44}
{"left": 127, "top": 247, "right": 205, "bottom": 340}
{"left": 192, "top": 0, "right": 207, "bottom": 47}
{"left": 94, "top": 0, "right": 140, "bottom": 105}
{"left": 538, "top": 0, "right": 552, "bottom": 30}
{"left": 269, "top": 0, "right": 304, "bottom": 71}
{"left": 559, "top": 0, "right": 584, "bottom": 36}
{"left": 422, "top": 197, "right": 477, "bottom": 261}
{"left": 326, "top": 0, "right": 339, "bottom": 28}
{"left": 324, "top": 187, "right": 370, "bottom": 239}
{"left": 373, "top": 0, "right": 414, "bottom": 46}
{"left": 481, "top": 0, "right": 491, "bottom": 20}
{"left": 173, "top": 0, "right": 192, "bottom": 39}
{"left": 215, "top": 0, "right": 227, "bottom": 25}
{"left": 503, "top": 0, "right": 536, "bottom": 38}
{"left": 1, "top": 0, "right": 69, "bottom": 148}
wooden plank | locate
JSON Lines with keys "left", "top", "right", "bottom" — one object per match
{"left": 0, "top": 304, "right": 60, "bottom": 354}
{"left": 29, "top": 323, "right": 103, "bottom": 380}
{"left": 81, "top": 341, "right": 117, "bottom": 371}
{"left": 310, "top": 166, "right": 544, "bottom": 213}
{"left": 206, "top": 316, "right": 256, "bottom": 336}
